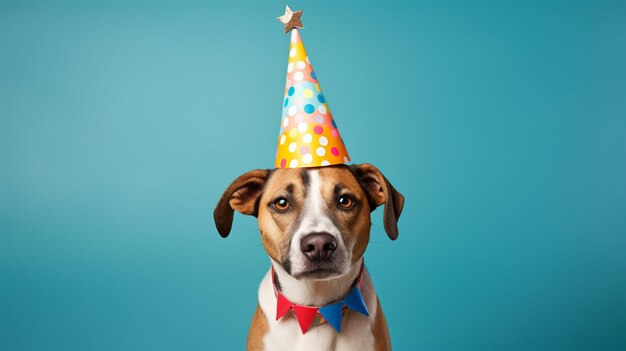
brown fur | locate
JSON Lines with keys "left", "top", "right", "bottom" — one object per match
{"left": 214, "top": 169, "right": 270, "bottom": 237}
{"left": 317, "top": 166, "right": 373, "bottom": 262}
{"left": 257, "top": 169, "right": 307, "bottom": 263}
{"left": 246, "top": 305, "right": 269, "bottom": 351}
{"left": 252, "top": 166, "right": 386, "bottom": 266}
{"left": 349, "top": 164, "right": 404, "bottom": 240}
{"left": 372, "top": 297, "right": 391, "bottom": 351}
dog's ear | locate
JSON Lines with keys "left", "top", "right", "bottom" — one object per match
{"left": 213, "top": 169, "right": 270, "bottom": 238}
{"left": 350, "top": 163, "right": 405, "bottom": 240}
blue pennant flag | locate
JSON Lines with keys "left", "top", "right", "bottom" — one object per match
{"left": 342, "top": 286, "right": 369, "bottom": 317}
{"left": 319, "top": 302, "right": 343, "bottom": 333}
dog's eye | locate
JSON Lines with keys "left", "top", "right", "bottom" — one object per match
{"left": 273, "top": 197, "right": 290, "bottom": 212}
{"left": 337, "top": 195, "right": 355, "bottom": 210}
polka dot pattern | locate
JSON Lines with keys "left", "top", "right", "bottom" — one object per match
{"left": 275, "top": 29, "right": 350, "bottom": 169}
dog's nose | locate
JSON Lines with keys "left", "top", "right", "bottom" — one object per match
{"left": 300, "top": 233, "right": 337, "bottom": 261}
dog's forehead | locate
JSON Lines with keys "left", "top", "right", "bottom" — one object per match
{"left": 317, "top": 166, "right": 362, "bottom": 191}
{"left": 264, "top": 166, "right": 361, "bottom": 194}
{"left": 263, "top": 168, "right": 308, "bottom": 195}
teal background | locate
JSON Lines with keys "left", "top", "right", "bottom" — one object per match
{"left": 1, "top": 0, "right": 625, "bottom": 350}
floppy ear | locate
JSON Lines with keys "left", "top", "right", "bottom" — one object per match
{"left": 350, "top": 163, "right": 405, "bottom": 240}
{"left": 213, "top": 169, "right": 270, "bottom": 238}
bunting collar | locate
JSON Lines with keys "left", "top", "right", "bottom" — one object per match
{"left": 271, "top": 262, "right": 369, "bottom": 334}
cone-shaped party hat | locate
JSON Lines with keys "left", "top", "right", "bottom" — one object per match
{"left": 275, "top": 7, "right": 350, "bottom": 169}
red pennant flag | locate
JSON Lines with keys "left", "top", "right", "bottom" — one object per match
{"left": 276, "top": 293, "right": 292, "bottom": 320}
{"left": 292, "top": 305, "right": 318, "bottom": 334}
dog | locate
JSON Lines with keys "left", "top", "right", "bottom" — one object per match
{"left": 214, "top": 163, "right": 404, "bottom": 350}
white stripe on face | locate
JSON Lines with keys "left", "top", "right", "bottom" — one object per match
{"left": 287, "top": 169, "right": 349, "bottom": 277}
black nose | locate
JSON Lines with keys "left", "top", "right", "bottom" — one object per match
{"left": 300, "top": 233, "right": 337, "bottom": 261}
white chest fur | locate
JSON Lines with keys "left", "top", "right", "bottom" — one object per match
{"left": 257, "top": 267, "right": 378, "bottom": 351}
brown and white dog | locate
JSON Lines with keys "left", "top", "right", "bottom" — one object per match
{"left": 214, "top": 163, "right": 404, "bottom": 350}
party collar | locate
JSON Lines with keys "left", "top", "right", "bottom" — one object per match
{"left": 271, "top": 261, "right": 369, "bottom": 334}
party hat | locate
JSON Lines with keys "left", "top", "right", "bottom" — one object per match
{"left": 275, "top": 7, "right": 350, "bottom": 169}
